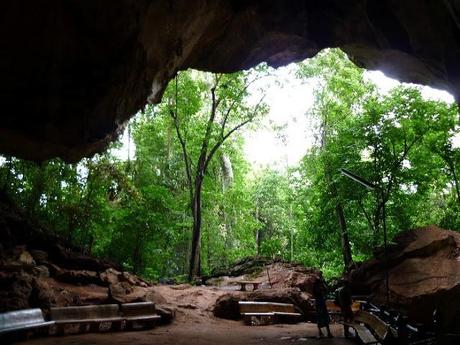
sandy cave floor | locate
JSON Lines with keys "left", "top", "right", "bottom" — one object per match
{"left": 19, "top": 321, "right": 355, "bottom": 345}
{"left": 18, "top": 285, "right": 356, "bottom": 345}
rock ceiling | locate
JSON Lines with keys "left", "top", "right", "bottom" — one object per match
{"left": 1, "top": 0, "right": 459, "bottom": 161}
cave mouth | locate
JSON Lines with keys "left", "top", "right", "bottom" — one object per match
{"left": 3, "top": 48, "right": 458, "bottom": 282}
{"left": 1, "top": 29, "right": 460, "bottom": 338}
{"left": 2, "top": 2, "right": 460, "bottom": 340}
{"left": 114, "top": 48, "right": 456, "bottom": 170}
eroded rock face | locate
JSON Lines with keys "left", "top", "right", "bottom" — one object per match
{"left": 0, "top": 193, "right": 174, "bottom": 325}
{"left": 350, "top": 225, "right": 460, "bottom": 332}
{"left": 1, "top": 1, "right": 460, "bottom": 161}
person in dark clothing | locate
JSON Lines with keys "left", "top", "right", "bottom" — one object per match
{"left": 313, "top": 273, "right": 333, "bottom": 338}
{"left": 335, "top": 278, "right": 353, "bottom": 338}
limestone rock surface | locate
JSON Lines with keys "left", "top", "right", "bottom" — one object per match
{"left": 1, "top": 1, "right": 460, "bottom": 161}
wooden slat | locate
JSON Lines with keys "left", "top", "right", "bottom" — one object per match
{"left": 241, "top": 312, "right": 275, "bottom": 316}
{"left": 124, "top": 315, "right": 161, "bottom": 322}
{"left": 354, "top": 324, "right": 380, "bottom": 344}
{"left": 50, "top": 304, "right": 120, "bottom": 322}
{"left": 0, "top": 308, "right": 55, "bottom": 335}
{"left": 0, "top": 321, "right": 55, "bottom": 335}
{"left": 273, "top": 312, "right": 301, "bottom": 317}
{"left": 354, "top": 310, "right": 389, "bottom": 340}
{"left": 53, "top": 317, "right": 123, "bottom": 324}
{"left": 239, "top": 301, "right": 295, "bottom": 313}
{"left": 121, "top": 302, "right": 155, "bottom": 317}
{"left": 0, "top": 308, "right": 46, "bottom": 329}
{"left": 343, "top": 322, "right": 380, "bottom": 344}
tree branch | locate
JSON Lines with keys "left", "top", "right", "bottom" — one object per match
{"left": 219, "top": 75, "right": 266, "bottom": 137}
{"left": 197, "top": 85, "right": 220, "bottom": 174}
{"left": 204, "top": 95, "right": 266, "bottom": 172}
{"left": 169, "top": 108, "right": 194, "bottom": 202}
{"left": 358, "top": 199, "right": 375, "bottom": 233}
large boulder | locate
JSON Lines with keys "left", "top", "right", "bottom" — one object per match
{"left": 207, "top": 258, "right": 319, "bottom": 294}
{"left": 55, "top": 269, "right": 101, "bottom": 286}
{"left": 211, "top": 256, "right": 272, "bottom": 277}
{"left": 109, "top": 282, "right": 164, "bottom": 305}
{"left": 29, "top": 278, "right": 57, "bottom": 309}
{"left": 100, "top": 268, "right": 121, "bottom": 286}
{"left": 0, "top": 272, "right": 33, "bottom": 311}
{"left": 49, "top": 244, "right": 119, "bottom": 272}
{"left": 30, "top": 250, "right": 49, "bottom": 265}
{"left": 351, "top": 225, "right": 460, "bottom": 333}
{"left": 155, "top": 305, "right": 176, "bottom": 325}
{"left": 213, "top": 287, "right": 314, "bottom": 321}
{"left": 213, "top": 293, "right": 243, "bottom": 320}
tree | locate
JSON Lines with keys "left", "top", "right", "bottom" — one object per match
{"left": 163, "top": 70, "right": 268, "bottom": 280}
{"left": 251, "top": 168, "right": 295, "bottom": 259}
{"left": 294, "top": 49, "right": 460, "bottom": 277}
{"left": 297, "top": 49, "right": 373, "bottom": 270}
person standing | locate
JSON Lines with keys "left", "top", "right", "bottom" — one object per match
{"left": 335, "top": 278, "right": 354, "bottom": 338}
{"left": 313, "top": 273, "right": 333, "bottom": 338}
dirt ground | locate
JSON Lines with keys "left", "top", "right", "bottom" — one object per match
{"left": 20, "top": 320, "right": 354, "bottom": 345}
{"left": 18, "top": 285, "right": 355, "bottom": 345}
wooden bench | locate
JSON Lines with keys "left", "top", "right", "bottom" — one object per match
{"left": 355, "top": 310, "right": 395, "bottom": 341}
{"left": 120, "top": 302, "right": 161, "bottom": 330}
{"left": 342, "top": 310, "right": 396, "bottom": 344}
{"left": 0, "top": 308, "right": 54, "bottom": 337}
{"left": 343, "top": 321, "right": 379, "bottom": 344}
{"left": 50, "top": 304, "right": 123, "bottom": 334}
{"left": 239, "top": 301, "right": 302, "bottom": 325}
{"left": 236, "top": 281, "right": 262, "bottom": 291}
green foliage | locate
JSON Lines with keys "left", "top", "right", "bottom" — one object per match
{"left": 0, "top": 49, "right": 458, "bottom": 281}
{"left": 293, "top": 49, "right": 460, "bottom": 276}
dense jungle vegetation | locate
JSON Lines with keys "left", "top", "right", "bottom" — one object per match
{"left": 1, "top": 49, "right": 459, "bottom": 280}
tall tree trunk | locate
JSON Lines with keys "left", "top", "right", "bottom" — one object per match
{"left": 335, "top": 202, "right": 353, "bottom": 270}
{"left": 321, "top": 114, "right": 353, "bottom": 270}
{"left": 327, "top": 166, "right": 353, "bottom": 270}
{"left": 447, "top": 160, "right": 460, "bottom": 204}
{"left": 132, "top": 229, "right": 143, "bottom": 274}
{"left": 189, "top": 179, "right": 203, "bottom": 281}
{"left": 28, "top": 164, "right": 46, "bottom": 217}
{"left": 373, "top": 195, "right": 385, "bottom": 247}
{"left": 255, "top": 205, "right": 262, "bottom": 255}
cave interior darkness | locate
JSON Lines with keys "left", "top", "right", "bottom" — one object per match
{"left": 1, "top": 0, "right": 459, "bottom": 163}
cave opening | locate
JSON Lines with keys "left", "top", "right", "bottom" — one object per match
{"left": 2, "top": 1, "right": 460, "bottom": 343}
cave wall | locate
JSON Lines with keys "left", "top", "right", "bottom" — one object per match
{"left": 1, "top": 0, "right": 459, "bottom": 161}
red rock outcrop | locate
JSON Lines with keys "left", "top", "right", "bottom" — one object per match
{"left": 0, "top": 244, "right": 166, "bottom": 313}
{"left": 0, "top": 193, "right": 170, "bottom": 321}
{"left": 213, "top": 288, "right": 313, "bottom": 321}
{"left": 350, "top": 225, "right": 460, "bottom": 333}
{"left": 1, "top": 1, "right": 460, "bottom": 161}
{"left": 210, "top": 259, "right": 320, "bottom": 321}
{"left": 207, "top": 257, "right": 320, "bottom": 293}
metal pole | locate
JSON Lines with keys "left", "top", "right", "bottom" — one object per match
{"left": 339, "top": 168, "right": 390, "bottom": 305}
